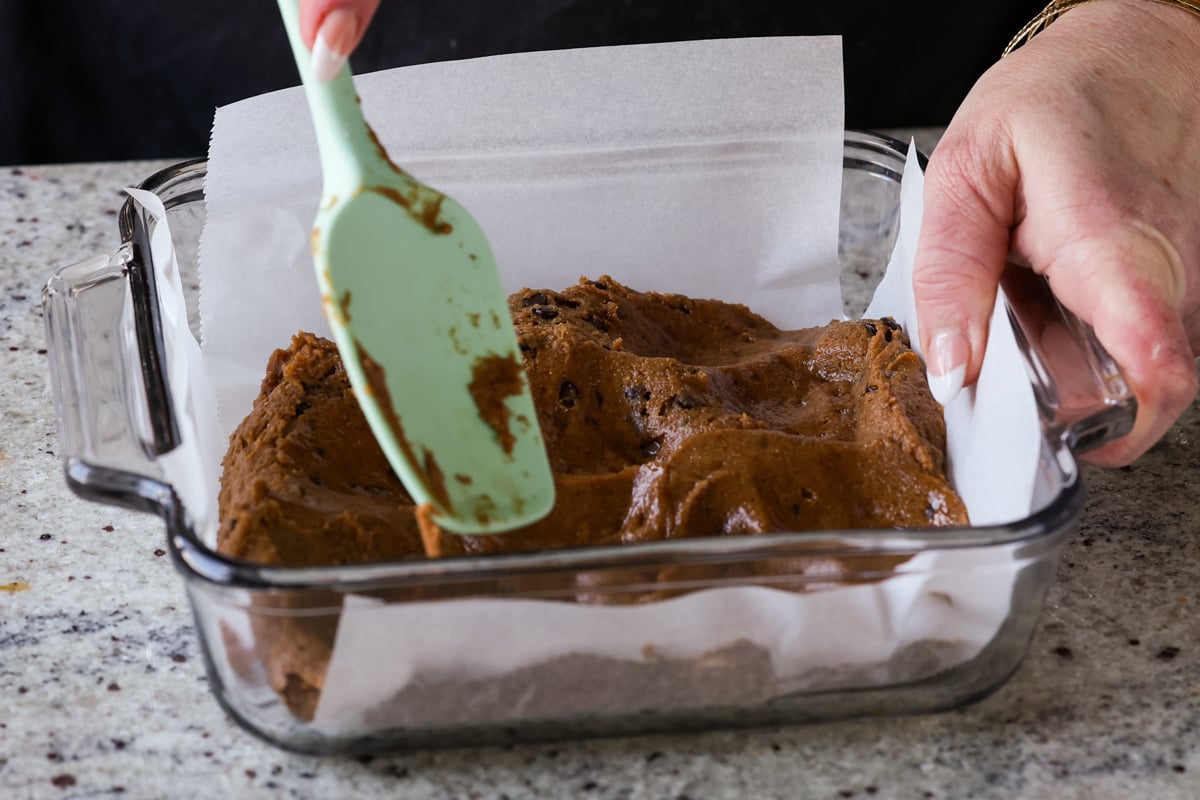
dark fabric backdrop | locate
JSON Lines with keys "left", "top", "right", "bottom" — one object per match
{"left": 1, "top": 1, "right": 1041, "bottom": 166}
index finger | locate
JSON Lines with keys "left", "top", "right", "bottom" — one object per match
{"left": 913, "top": 131, "right": 1017, "bottom": 400}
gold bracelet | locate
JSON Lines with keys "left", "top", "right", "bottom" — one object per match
{"left": 1003, "top": 0, "right": 1200, "bottom": 56}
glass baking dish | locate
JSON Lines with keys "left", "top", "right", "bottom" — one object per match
{"left": 42, "top": 131, "right": 1135, "bottom": 755}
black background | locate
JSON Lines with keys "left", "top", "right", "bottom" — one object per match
{"left": 1, "top": 1, "right": 1040, "bottom": 166}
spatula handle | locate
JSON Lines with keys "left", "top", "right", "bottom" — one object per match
{"left": 276, "top": 0, "right": 384, "bottom": 194}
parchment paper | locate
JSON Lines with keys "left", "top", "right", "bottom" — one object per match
{"left": 199, "top": 37, "right": 848, "bottom": 462}
{"left": 123, "top": 188, "right": 221, "bottom": 533}
{"left": 864, "top": 151, "right": 1040, "bottom": 525}
{"left": 180, "top": 39, "right": 1044, "bottom": 733}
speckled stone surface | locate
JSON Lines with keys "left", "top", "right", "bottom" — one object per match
{"left": 2, "top": 132, "right": 1198, "bottom": 799}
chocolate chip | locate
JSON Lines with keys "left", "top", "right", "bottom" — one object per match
{"left": 294, "top": 401, "right": 311, "bottom": 415}
{"left": 640, "top": 439, "right": 662, "bottom": 458}
{"left": 585, "top": 312, "right": 609, "bottom": 332}
{"left": 673, "top": 391, "right": 704, "bottom": 409}
{"left": 884, "top": 328, "right": 894, "bottom": 342}
{"left": 801, "top": 487, "right": 816, "bottom": 500}
{"left": 554, "top": 294, "right": 581, "bottom": 308}
{"left": 865, "top": 385, "right": 878, "bottom": 393}
{"left": 558, "top": 381, "right": 580, "bottom": 408}
{"left": 863, "top": 321, "right": 878, "bottom": 336}
{"left": 1053, "top": 646, "right": 1073, "bottom": 659}
{"left": 883, "top": 317, "right": 902, "bottom": 330}
{"left": 532, "top": 306, "right": 559, "bottom": 320}
{"left": 588, "top": 280, "right": 609, "bottom": 291}
{"left": 522, "top": 292, "right": 549, "bottom": 307}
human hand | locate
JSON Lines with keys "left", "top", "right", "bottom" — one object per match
{"left": 298, "top": 0, "right": 382, "bottom": 81}
{"left": 913, "top": 0, "right": 1200, "bottom": 466}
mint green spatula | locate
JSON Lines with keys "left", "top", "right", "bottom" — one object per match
{"left": 277, "top": 0, "right": 554, "bottom": 534}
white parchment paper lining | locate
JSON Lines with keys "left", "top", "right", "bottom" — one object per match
{"left": 136, "top": 38, "right": 1042, "bottom": 734}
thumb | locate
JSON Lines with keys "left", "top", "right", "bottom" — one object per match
{"left": 912, "top": 136, "right": 1016, "bottom": 404}
{"left": 299, "top": 0, "right": 382, "bottom": 82}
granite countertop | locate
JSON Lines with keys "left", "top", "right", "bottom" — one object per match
{"left": 2, "top": 130, "right": 1198, "bottom": 799}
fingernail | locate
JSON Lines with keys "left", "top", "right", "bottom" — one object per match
{"left": 311, "top": 8, "right": 357, "bottom": 83}
{"left": 926, "top": 329, "right": 969, "bottom": 405}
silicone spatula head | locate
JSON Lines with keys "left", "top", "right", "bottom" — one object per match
{"left": 277, "top": 0, "right": 555, "bottom": 534}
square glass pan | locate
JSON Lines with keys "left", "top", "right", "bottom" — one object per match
{"left": 43, "top": 131, "right": 1135, "bottom": 755}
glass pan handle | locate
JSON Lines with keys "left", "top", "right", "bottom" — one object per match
{"left": 42, "top": 246, "right": 174, "bottom": 514}
{"left": 1002, "top": 264, "right": 1137, "bottom": 454}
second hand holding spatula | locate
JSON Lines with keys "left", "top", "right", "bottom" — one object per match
{"left": 277, "top": 0, "right": 555, "bottom": 534}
